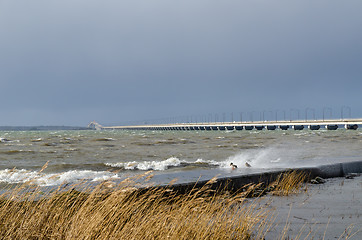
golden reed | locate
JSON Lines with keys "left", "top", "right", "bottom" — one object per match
{"left": 0, "top": 171, "right": 308, "bottom": 239}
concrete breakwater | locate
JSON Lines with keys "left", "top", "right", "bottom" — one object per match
{"left": 89, "top": 118, "right": 362, "bottom": 131}
{"left": 165, "top": 161, "right": 362, "bottom": 194}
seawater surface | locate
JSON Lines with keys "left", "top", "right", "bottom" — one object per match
{"left": 1, "top": 129, "right": 362, "bottom": 189}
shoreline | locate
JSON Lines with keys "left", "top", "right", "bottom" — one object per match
{"left": 261, "top": 175, "right": 362, "bottom": 239}
{"left": 163, "top": 161, "right": 362, "bottom": 239}
{"left": 1, "top": 162, "right": 361, "bottom": 239}
{"left": 166, "top": 160, "right": 362, "bottom": 194}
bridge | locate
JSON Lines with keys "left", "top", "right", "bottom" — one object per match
{"left": 88, "top": 118, "right": 362, "bottom": 131}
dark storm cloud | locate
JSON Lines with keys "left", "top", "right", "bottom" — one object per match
{"left": 0, "top": 0, "right": 362, "bottom": 125}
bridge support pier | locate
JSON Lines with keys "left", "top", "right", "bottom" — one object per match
{"left": 326, "top": 125, "right": 338, "bottom": 130}
{"left": 267, "top": 125, "right": 277, "bottom": 130}
{"left": 345, "top": 124, "right": 358, "bottom": 130}
{"left": 293, "top": 125, "right": 304, "bottom": 130}
{"left": 309, "top": 125, "right": 320, "bottom": 130}
{"left": 255, "top": 126, "right": 265, "bottom": 130}
{"left": 279, "top": 125, "right": 289, "bottom": 130}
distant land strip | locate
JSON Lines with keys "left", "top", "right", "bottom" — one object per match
{"left": 0, "top": 126, "right": 89, "bottom": 131}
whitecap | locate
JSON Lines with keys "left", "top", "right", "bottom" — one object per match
{"left": 0, "top": 169, "right": 120, "bottom": 186}
{"left": 195, "top": 159, "right": 220, "bottom": 166}
{"left": 0, "top": 138, "right": 19, "bottom": 143}
{"left": 31, "top": 138, "right": 43, "bottom": 142}
{"left": 270, "top": 158, "right": 281, "bottom": 163}
{"left": 106, "top": 157, "right": 182, "bottom": 171}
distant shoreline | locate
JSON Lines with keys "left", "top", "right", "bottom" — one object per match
{"left": 0, "top": 126, "right": 90, "bottom": 131}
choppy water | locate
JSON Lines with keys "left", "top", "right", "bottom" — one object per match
{"left": 1, "top": 129, "right": 362, "bottom": 188}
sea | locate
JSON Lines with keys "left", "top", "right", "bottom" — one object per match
{"left": 1, "top": 128, "right": 362, "bottom": 190}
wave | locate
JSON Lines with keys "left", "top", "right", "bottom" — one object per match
{"left": 105, "top": 157, "right": 224, "bottom": 171}
{"left": 106, "top": 157, "right": 183, "bottom": 171}
{"left": 92, "top": 137, "right": 116, "bottom": 142}
{"left": 0, "top": 138, "right": 19, "bottom": 143}
{"left": 31, "top": 138, "right": 43, "bottom": 142}
{"left": 46, "top": 163, "right": 109, "bottom": 172}
{"left": 195, "top": 158, "right": 220, "bottom": 166}
{"left": 0, "top": 169, "right": 120, "bottom": 186}
{"left": 218, "top": 146, "right": 332, "bottom": 169}
{"left": 0, "top": 149, "right": 35, "bottom": 155}
{"left": 103, "top": 149, "right": 304, "bottom": 173}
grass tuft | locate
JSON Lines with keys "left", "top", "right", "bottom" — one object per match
{"left": 269, "top": 170, "right": 307, "bottom": 196}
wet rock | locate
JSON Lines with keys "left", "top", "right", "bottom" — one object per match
{"left": 310, "top": 176, "right": 326, "bottom": 184}
{"left": 315, "top": 176, "right": 326, "bottom": 183}
{"left": 310, "top": 179, "right": 319, "bottom": 184}
{"left": 345, "top": 173, "right": 360, "bottom": 179}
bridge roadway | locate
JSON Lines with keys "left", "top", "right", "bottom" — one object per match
{"left": 89, "top": 118, "right": 362, "bottom": 131}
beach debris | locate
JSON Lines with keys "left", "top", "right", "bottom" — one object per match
{"left": 310, "top": 176, "right": 326, "bottom": 184}
{"left": 245, "top": 162, "right": 252, "bottom": 168}
{"left": 230, "top": 163, "right": 237, "bottom": 170}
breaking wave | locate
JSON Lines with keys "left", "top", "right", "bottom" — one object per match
{"left": 105, "top": 157, "right": 222, "bottom": 171}
{"left": 216, "top": 145, "right": 347, "bottom": 169}
{"left": 0, "top": 169, "right": 120, "bottom": 186}
{"left": 0, "top": 138, "right": 19, "bottom": 143}
{"left": 106, "top": 157, "right": 183, "bottom": 171}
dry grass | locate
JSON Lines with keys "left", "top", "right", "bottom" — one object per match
{"left": 0, "top": 171, "right": 307, "bottom": 240}
{"left": 268, "top": 170, "right": 307, "bottom": 196}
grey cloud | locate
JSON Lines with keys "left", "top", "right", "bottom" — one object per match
{"left": 0, "top": 0, "right": 362, "bottom": 125}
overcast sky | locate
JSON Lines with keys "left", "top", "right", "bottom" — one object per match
{"left": 1, "top": 0, "right": 362, "bottom": 126}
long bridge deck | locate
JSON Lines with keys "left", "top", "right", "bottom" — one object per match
{"left": 88, "top": 118, "right": 362, "bottom": 131}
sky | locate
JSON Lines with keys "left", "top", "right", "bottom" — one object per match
{"left": 1, "top": 0, "right": 362, "bottom": 126}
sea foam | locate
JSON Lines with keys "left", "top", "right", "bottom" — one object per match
{"left": 106, "top": 157, "right": 182, "bottom": 171}
{"left": 0, "top": 168, "right": 120, "bottom": 186}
